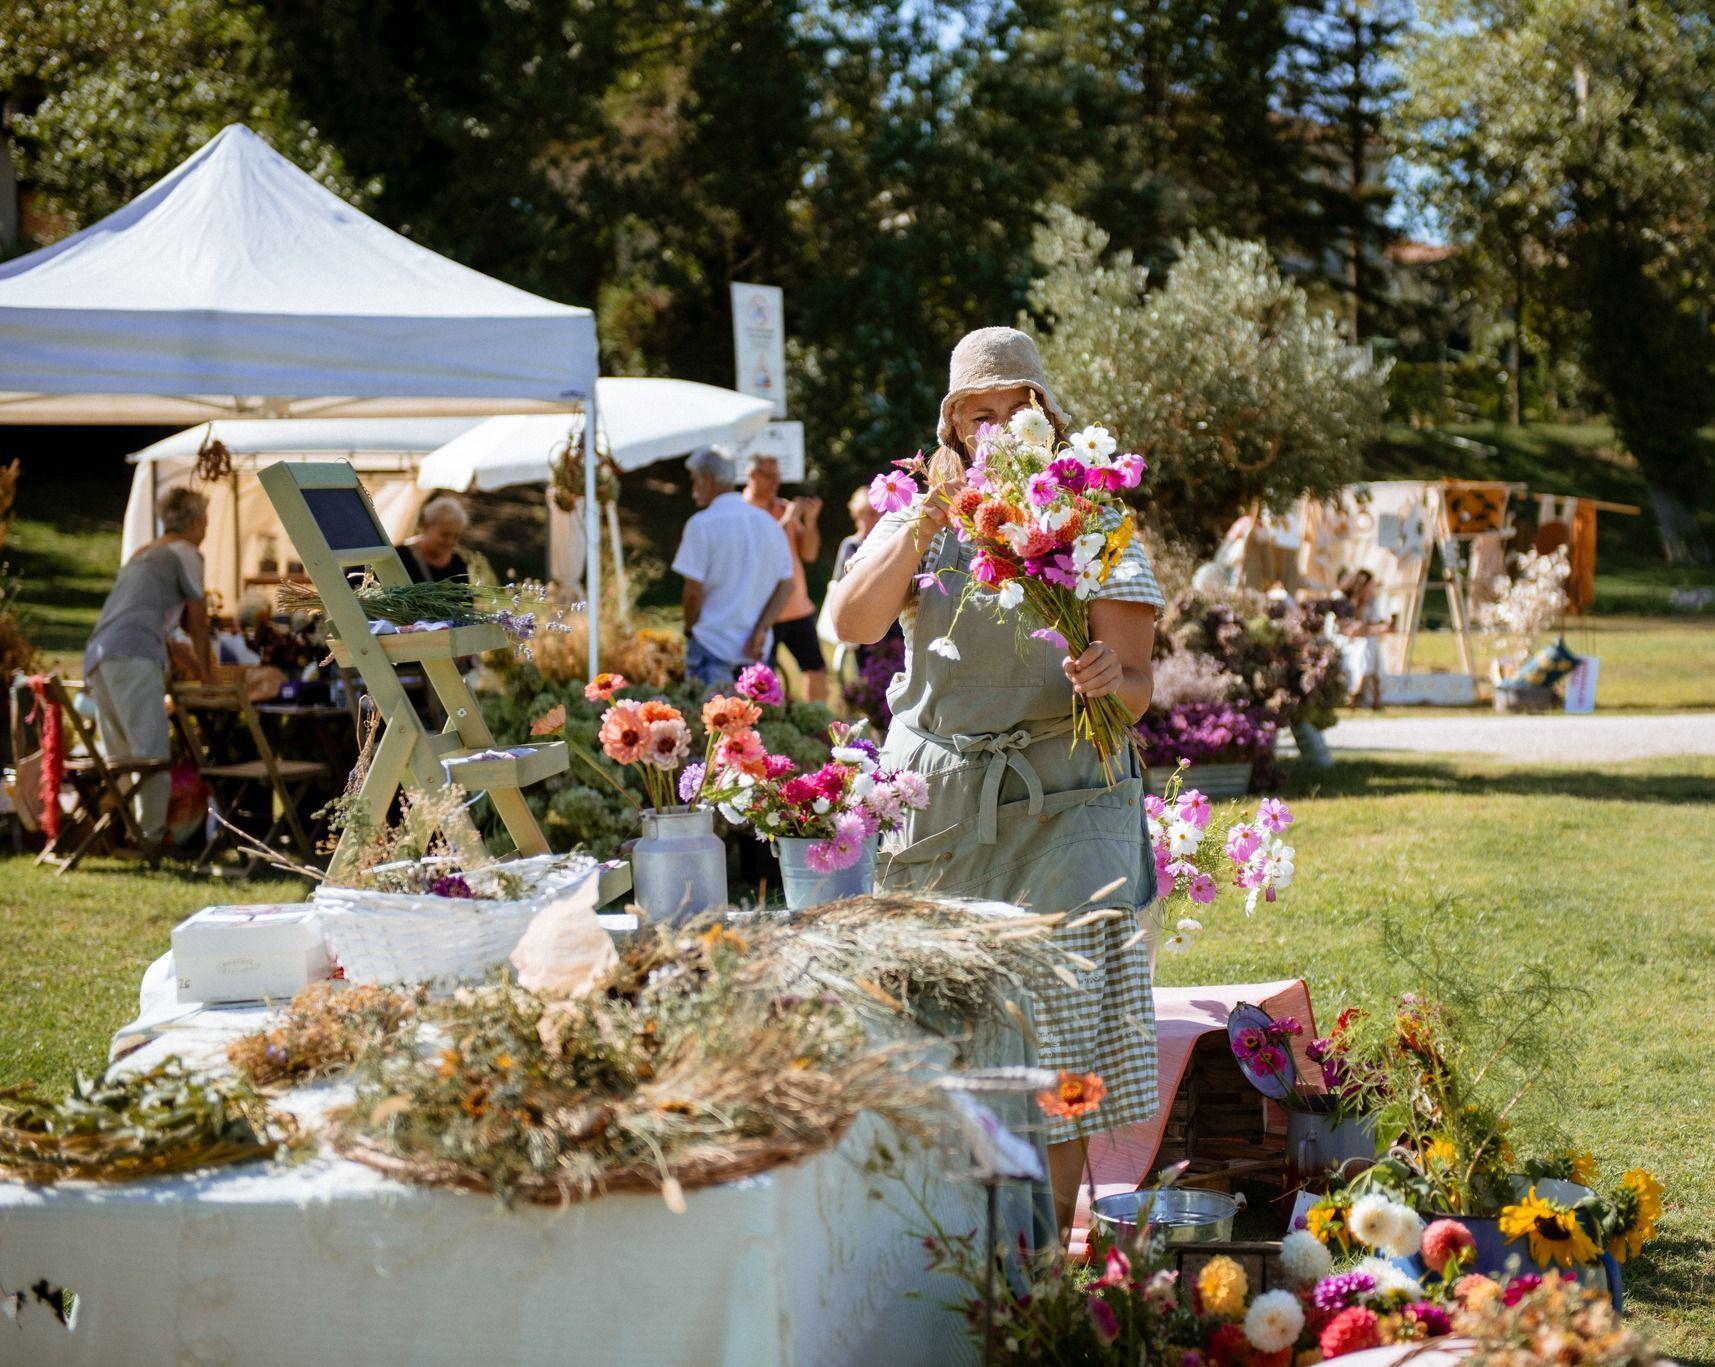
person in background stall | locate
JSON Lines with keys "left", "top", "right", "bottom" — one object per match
{"left": 1328, "top": 568, "right": 1388, "bottom": 710}
{"left": 832, "top": 484, "right": 882, "bottom": 581}
{"left": 83, "top": 487, "right": 212, "bottom": 851}
{"left": 743, "top": 455, "right": 826, "bottom": 702}
{"left": 674, "top": 447, "right": 796, "bottom": 689}
{"left": 398, "top": 495, "right": 495, "bottom": 586}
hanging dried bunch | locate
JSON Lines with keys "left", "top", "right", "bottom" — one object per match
{"left": 194, "top": 433, "right": 234, "bottom": 484}
{"left": 550, "top": 432, "right": 620, "bottom": 512}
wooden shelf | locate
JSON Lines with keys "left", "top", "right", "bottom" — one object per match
{"left": 326, "top": 621, "right": 506, "bottom": 666}
{"left": 440, "top": 740, "right": 568, "bottom": 790}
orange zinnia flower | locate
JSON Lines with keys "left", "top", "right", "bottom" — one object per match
{"left": 598, "top": 702, "right": 649, "bottom": 764}
{"left": 584, "top": 672, "right": 628, "bottom": 702}
{"left": 972, "top": 499, "right": 1023, "bottom": 540}
{"left": 702, "top": 694, "right": 763, "bottom": 737}
{"left": 716, "top": 728, "right": 768, "bottom": 777}
{"left": 639, "top": 699, "right": 684, "bottom": 725}
{"left": 530, "top": 703, "right": 567, "bottom": 736}
{"left": 1037, "top": 1070, "right": 1106, "bottom": 1119}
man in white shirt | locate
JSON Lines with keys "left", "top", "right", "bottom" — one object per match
{"left": 672, "top": 447, "right": 796, "bottom": 689}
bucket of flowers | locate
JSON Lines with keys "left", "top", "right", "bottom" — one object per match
{"left": 700, "top": 721, "right": 929, "bottom": 912}
{"left": 1297, "top": 993, "right": 1663, "bottom": 1312}
{"left": 869, "top": 407, "right": 1147, "bottom": 781}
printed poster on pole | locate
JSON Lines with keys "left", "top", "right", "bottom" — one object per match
{"left": 731, "top": 282, "right": 787, "bottom": 418}
{"left": 734, "top": 420, "right": 805, "bottom": 482}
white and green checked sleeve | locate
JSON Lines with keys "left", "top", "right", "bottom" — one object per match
{"left": 1092, "top": 538, "right": 1166, "bottom": 609}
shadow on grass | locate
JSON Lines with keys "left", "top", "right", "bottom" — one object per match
{"left": 1284, "top": 755, "right": 1715, "bottom": 807}
{"left": 1620, "top": 1232, "right": 1715, "bottom": 1366}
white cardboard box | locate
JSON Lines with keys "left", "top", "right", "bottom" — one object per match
{"left": 172, "top": 903, "right": 331, "bottom": 1005}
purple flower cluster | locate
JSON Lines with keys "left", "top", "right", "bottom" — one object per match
{"left": 429, "top": 874, "right": 475, "bottom": 899}
{"left": 842, "top": 633, "right": 905, "bottom": 735}
{"left": 1312, "top": 1270, "right": 1376, "bottom": 1313}
{"left": 1133, "top": 701, "right": 1275, "bottom": 768}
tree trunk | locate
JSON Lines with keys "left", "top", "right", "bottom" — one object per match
{"left": 1647, "top": 485, "right": 1713, "bottom": 566}
{"left": 1508, "top": 247, "right": 1525, "bottom": 426}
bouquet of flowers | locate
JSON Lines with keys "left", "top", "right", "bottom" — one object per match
{"left": 537, "top": 663, "right": 786, "bottom": 813}
{"left": 871, "top": 406, "right": 1146, "bottom": 777}
{"left": 1147, "top": 770, "right": 1299, "bottom": 952}
{"left": 700, "top": 721, "right": 929, "bottom": 872}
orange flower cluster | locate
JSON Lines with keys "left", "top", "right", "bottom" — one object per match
{"left": 1037, "top": 1070, "right": 1106, "bottom": 1119}
{"left": 584, "top": 671, "right": 629, "bottom": 702}
{"left": 702, "top": 694, "right": 762, "bottom": 738}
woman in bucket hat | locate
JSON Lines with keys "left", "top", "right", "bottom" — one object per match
{"left": 827, "top": 326, "right": 1165, "bottom": 1243}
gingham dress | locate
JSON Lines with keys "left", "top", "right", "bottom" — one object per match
{"left": 850, "top": 504, "right": 1165, "bottom": 1142}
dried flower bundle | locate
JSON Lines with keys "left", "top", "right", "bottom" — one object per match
{"left": 1456, "top": 1271, "right": 1660, "bottom": 1364}
{"left": 0, "top": 1060, "right": 296, "bottom": 1185}
{"left": 227, "top": 982, "right": 417, "bottom": 1090}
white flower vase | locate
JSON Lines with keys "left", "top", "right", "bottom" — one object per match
{"left": 631, "top": 806, "right": 728, "bottom": 925}
{"left": 774, "top": 835, "right": 878, "bottom": 913}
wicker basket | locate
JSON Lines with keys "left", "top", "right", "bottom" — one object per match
{"left": 312, "top": 854, "right": 599, "bottom": 986}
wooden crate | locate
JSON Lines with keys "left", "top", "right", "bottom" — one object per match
{"left": 1151, "top": 1032, "right": 1285, "bottom": 1193}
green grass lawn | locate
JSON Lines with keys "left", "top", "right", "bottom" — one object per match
{"left": 3, "top": 752, "right": 1712, "bottom": 1354}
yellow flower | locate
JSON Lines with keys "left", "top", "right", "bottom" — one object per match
{"left": 1623, "top": 1169, "right": 1665, "bottom": 1224}
{"left": 1608, "top": 1169, "right": 1665, "bottom": 1262}
{"left": 1498, "top": 1186, "right": 1601, "bottom": 1268}
{"left": 1306, "top": 1201, "right": 1349, "bottom": 1251}
{"left": 1424, "top": 1137, "right": 1457, "bottom": 1169}
{"left": 1196, "top": 1254, "right": 1248, "bottom": 1318}
{"left": 1567, "top": 1151, "right": 1599, "bottom": 1186}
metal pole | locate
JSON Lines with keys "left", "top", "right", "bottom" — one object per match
{"left": 983, "top": 1181, "right": 999, "bottom": 1367}
{"left": 583, "top": 392, "right": 600, "bottom": 677}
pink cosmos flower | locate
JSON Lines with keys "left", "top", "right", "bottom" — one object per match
{"left": 1039, "top": 555, "right": 1079, "bottom": 590}
{"left": 1031, "top": 627, "right": 1068, "bottom": 651}
{"left": 1087, "top": 1295, "right": 1119, "bottom": 1346}
{"left": 969, "top": 551, "right": 1006, "bottom": 586}
{"left": 1153, "top": 842, "right": 1176, "bottom": 888}
{"left": 869, "top": 470, "right": 918, "bottom": 513}
{"left": 1188, "top": 872, "right": 1218, "bottom": 905}
{"left": 1114, "top": 453, "right": 1146, "bottom": 487}
{"left": 1143, "top": 794, "right": 1167, "bottom": 821}
{"left": 1258, "top": 797, "right": 1294, "bottom": 833}
{"left": 1176, "top": 790, "right": 1213, "bottom": 830}
{"left": 1093, "top": 1246, "right": 1131, "bottom": 1289}
{"left": 915, "top": 572, "right": 949, "bottom": 596}
{"left": 1226, "top": 823, "right": 1262, "bottom": 864}
{"left": 1026, "top": 472, "right": 1058, "bottom": 507}
{"left": 1083, "top": 466, "right": 1124, "bottom": 494}
{"left": 736, "top": 663, "right": 785, "bottom": 707}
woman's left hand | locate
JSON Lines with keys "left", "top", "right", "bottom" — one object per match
{"left": 1064, "top": 641, "right": 1124, "bottom": 699}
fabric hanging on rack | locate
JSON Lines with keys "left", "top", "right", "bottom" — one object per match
{"left": 1569, "top": 500, "right": 1598, "bottom": 612}
{"left": 24, "top": 674, "right": 63, "bottom": 842}
{"left": 1468, "top": 531, "right": 1509, "bottom": 608}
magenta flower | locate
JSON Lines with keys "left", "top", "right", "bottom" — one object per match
{"left": 1233, "top": 1025, "right": 1268, "bottom": 1058}
{"left": 1257, "top": 797, "right": 1294, "bottom": 832}
{"left": 1175, "top": 790, "right": 1212, "bottom": 830}
{"left": 1093, "top": 1245, "right": 1131, "bottom": 1288}
{"left": 914, "top": 572, "right": 949, "bottom": 596}
{"left": 1086, "top": 1294, "right": 1119, "bottom": 1346}
{"left": 1143, "top": 794, "right": 1167, "bottom": 821}
{"left": 1047, "top": 457, "right": 1089, "bottom": 494}
{"left": 1313, "top": 1270, "right": 1377, "bottom": 1313}
{"left": 1083, "top": 466, "right": 1124, "bottom": 494}
{"left": 1188, "top": 872, "right": 1218, "bottom": 904}
{"left": 869, "top": 470, "right": 918, "bottom": 513}
{"left": 1031, "top": 627, "right": 1068, "bottom": 651}
{"left": 1026, "top": 472, "right": 1058, "bottom": 507}
{"left": 1248, "top": 1044, "right": 1288, "bottom": 1077}
{"left": 803, "top": 839, "right": 848, "bottom": 873}
{"left": 1114, "top": 453, "right": 1146, "bottom": 487}
{"left": 1268, "top": 1015, "right": 1303, "bottom": 1039}
{"left": 1153, "top": 841, "right": 1175, "bottom": 887}
{"left": 762, "top": 754, "right": 797, "bottom": 779}
{"left": 1407, "top": 1302, "right": 1451, "bottom": 1336}
{"left": 736, "top": 663, "right": 785, "bottom": 706}
{"left": 1224, "top": 822, "right": 1262, "bottom": 863}
{"left": 969, "top": 550, "right": 1007, "bottom": 586}
{"left": 1039, "top": 555, "right": 1078, "bottom": 589}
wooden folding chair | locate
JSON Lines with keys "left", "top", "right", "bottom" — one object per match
{"left": 256, "top": 461, "right": 566, "bottom": 879}
{"left": 169, "top": 679, "right": 330, "bottom": 872}
{"left": 19, "top": 675, "right": 172, "bottom": 874}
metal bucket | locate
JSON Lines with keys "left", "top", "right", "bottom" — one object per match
{"left": 1285, "top": 1107, "right": 1378, "bottom": 1191}
{"left": 631, "top": 806, "right": 728, "bottom": 924}
{"left": 1090, "top": 1187, "right": 1245, "bottom": 1246}
{"left": 773, "top": 834, "right": 877, "bottom": 912}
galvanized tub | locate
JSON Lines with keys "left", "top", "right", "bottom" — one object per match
{"left": 1090, "top": 1187, "right": 1245, "bottom": 1245}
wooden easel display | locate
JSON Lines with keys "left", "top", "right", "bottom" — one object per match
{"left": 257, "top": 460, "right": 567, "bottom": 878}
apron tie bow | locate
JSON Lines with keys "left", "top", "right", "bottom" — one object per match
{"left": 948, "top": 728, "right": 1045, "bottom": 845}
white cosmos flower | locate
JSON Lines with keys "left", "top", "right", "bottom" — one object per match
{"left": 1071, "top": 532, "right": 1107, "bottom": 568}
{"left": 999, "top": 523, "right": 1030, "bottom": 551}
{"left": 1074, "top": 569, "right": 1102, "bottom": 601}
{"left": 1110, "top": 560, "right": 1140, "bottom": 581}
{"left": 1008, "top": 408, "right": 1053, "bottom": 444}
{"left": 928, "top": 635, "right": 961, "bottom": 660}
{"left": 1175, "top": 916, "right": 1202, "bottom": 935}
{"left": 1167, "top": 822, "right": 1201, "bottom": 857}
{"left": 1161, "top": 928, "right": 1192, "bottom": 953}
{"left": 1039, "top": 507, "right": 1072, "bottom": 533}
{"left": 1070, "top": 425, "right": 1118, "bottom": 463}
{"left": 996, "top": 580, "right": 1024, "bottom": 610}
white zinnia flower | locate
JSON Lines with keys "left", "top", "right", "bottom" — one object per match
{"left": 1355, "top": 1255, "right": 1422, "bottom": 1298}
{"left": 1348, "top": 1193, "right": 1395, "bottom": 1248}
{"left": 765, "top": 811, "right": 782, "bottom": 828}
{"left": 1243, "top": 1290, "right": 1304, "bottom": 1354}
{"left": 1278, "top": 1229, "right": 1333, "bottom": 1286}
{"left": 1008, "top": 408, "right": 1053, "bottom": 444}
{"left": 1070, "top": 424, "right": 1118, "bottom": 463}
{"left": 996, "top": 580, "right": 1024, "bottom": 611}
{"left": 1379, "top": 1202, "right": 1423, "bottom": 1258}
{"left": 928, "top": 635, "right": 961, "bottom": 660}
{"left": 1166, "top": 821, "right": 1202, "bottom": 857}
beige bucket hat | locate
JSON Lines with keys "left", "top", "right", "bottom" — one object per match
{"left": 936, "top": 326, "right": 1069, "bottom": 450}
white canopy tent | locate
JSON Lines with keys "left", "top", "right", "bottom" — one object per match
{"left": 122, "top": 419, "right": 480, "bottom": 608}
{"left": 0, "top": 123, "right": 608, "bottom": 667}
{"left": 415, "top": 377, "right": 774, "bottom": 587}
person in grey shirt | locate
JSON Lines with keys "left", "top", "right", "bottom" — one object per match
{"left": 84, "top": 487, "right": 212, "bottom": 846}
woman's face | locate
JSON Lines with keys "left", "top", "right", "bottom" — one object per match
{"left": 952, "top": 385, "right": 1037, "bottom": 452}
{"left": 418, "top": 517, "right": 463, "bottom": 563}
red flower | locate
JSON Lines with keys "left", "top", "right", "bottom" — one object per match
{"left": 811, "top": 763, "right": 847, "bottom": 800}
{"left": 1206, "top": 1323, "right": 1248, "bottom": 1367}
{"left": 781, "top": 776, "right": 821, "bottom": 807}
{"left": 1086, "top": 1293, "right": 1119, "bottom": 1345}
{"left": 951, "top": 487, "right": 986, "bottom": 520}
{"left": 1502, "top": 1274, "right": 1542, "bottom": 1307}
{"left": 1318, "top": 1306, "right": 1380, "bottom": 1357}
{"left": 762, "top": 754, "right": 797, "bottom": 779}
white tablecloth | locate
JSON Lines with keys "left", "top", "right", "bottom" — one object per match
{"left": 4, "top": 973, "right": 1023, "bottom": 1367}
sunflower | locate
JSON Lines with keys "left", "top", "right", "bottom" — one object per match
{"left": 1423, "top": 1137, "right": 1457, "bottom": 1170}
{"left": 1499, "top": 1186, "right": 1600, "bottom": 1268}
{"left": 1607, "top": 1169, "right": 1665, "bottom": 1262}
{"left": 1567, "top": 1150, "right": 1600, "bottom": 1186}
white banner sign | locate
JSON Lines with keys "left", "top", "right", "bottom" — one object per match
{"left": 731, "top": 282, "right": 787, "bottom": 418}
{"left": 1563, "top": 657, "right": 1600, "bottom": 713}
{"left": 735, "top": 420, "right": 805, "bottom": 482}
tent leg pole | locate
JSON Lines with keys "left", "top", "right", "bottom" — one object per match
{"left": 584, "top": 394, "right": 600, "bottom": 678}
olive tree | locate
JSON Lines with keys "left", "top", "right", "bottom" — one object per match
{"left": 1028, "top": 205, "right": 1388, "bottom": 540}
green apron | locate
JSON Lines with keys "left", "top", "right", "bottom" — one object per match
{"left": 875, "top": 525, "right": 1163, "bottom": 1140}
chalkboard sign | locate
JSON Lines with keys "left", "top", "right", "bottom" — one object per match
{"left": 301, "top": 487, "right": 390, "bottom": 551}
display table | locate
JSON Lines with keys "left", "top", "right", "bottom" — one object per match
{"left": 2, "top": 1004, "right": 1008, "bottom": 1367}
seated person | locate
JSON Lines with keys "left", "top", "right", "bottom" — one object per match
{"left": 399, "top": 495, "right": 495, "bottom": 586}
{"left": 1326, "top": 568, "right": 1389, "bottom": 709}
{"left": 84, "top": 487, "right": 212, "bottom": 848}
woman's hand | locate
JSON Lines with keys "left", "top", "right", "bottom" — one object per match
{"left": 1063, "top": 641, "right": 1125, "bottom": 699}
